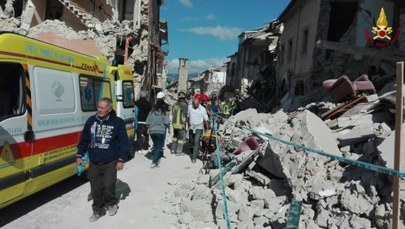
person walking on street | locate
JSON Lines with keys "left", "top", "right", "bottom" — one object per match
{"left": 188, "top": 98, "right": 209, "bottom": 163}
{"left": 76, "top": 97, "right": 129, "bottom": 222}
{"left": 134, "top": 91, "right": 152, "bottom": 154}
{"left": 146, "top": 98, "right": 169, "bottom": 168}
{"left": 156, "top": 91, "right": 170, "bottom": 157}
{"left": 171, "top": 91, "right": 188, "bottom": 155}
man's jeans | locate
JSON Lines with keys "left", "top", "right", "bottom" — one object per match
{"left": 189, "top": 129, "right": 203, "bottom": 160}
{"left": 151, "top": 133, "right": 165, "bottom": 164}
{"left": 88, "top": 160, "right": 118, "bottom": 214}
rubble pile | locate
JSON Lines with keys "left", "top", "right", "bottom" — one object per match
{"left": 162, "top": 81, "right": 405, "bottom": 228}
{"left": 0, "top": 17, "right": 20, "bottom": 32}
{"left": 27, "top": 20, "right": 83, "bottom": 40}
{"left": 26, "top": 20, "right": 135, "bottom": 63}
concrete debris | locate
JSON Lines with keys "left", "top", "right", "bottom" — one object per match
{"left": 26, "top": 20, "right": 133, "bottom": 63}
{"left": 0, "top": 17, "right": 142, "bottom": 98}
{"left": 291, "top": 110, "right": 341, "bottom": 156}
{"left": 0, "top": 17, "right": 20, "bottom": 32}
{"left": 338, "top": 125, "right": 376, "bottom": 147}
{"left": 164, "top": 81, "right": 403, "bottom": 228}
{"left": 378, "top": 123, "right": 405, "bottom": 170}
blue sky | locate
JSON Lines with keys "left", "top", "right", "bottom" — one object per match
{"left": 161, "top": 0, "right": 291, "bottom": 74}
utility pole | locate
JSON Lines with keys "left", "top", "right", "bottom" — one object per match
{"left": 393, "top": 61, "right": 404, "bottom": 229}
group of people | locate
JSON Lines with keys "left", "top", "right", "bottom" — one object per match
{"left": 148, "top": 89, "right": 238, "bottom": 165}
{"left": 143, "top": 90, "right": 211, "bottom": 165}
{"left": 75, "top": 89, "right": 234, "bottom": 222}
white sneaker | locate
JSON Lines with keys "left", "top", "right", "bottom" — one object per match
{"left": 89, "top": 211, "right": 105, "bottom": 222}
{"left": 107, "top": 204, "right": 118, "bottom": 216}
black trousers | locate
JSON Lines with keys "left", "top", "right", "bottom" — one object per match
{"left": 136, "top": 124, "right": 149, "bottom": 150}
{"left": 88, "top": 160, "right": 118, "bottom": 214}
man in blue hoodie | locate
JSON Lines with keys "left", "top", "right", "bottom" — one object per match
{"left": 77, "top": 97, "right": 129, "bottom": 222}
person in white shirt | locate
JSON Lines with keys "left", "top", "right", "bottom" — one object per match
{"left": 187, "top": 98, "right": 209, "bottom": 163}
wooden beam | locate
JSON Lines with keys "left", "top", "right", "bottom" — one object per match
{"left": 393, "top": 61, "right": 404, "bottom": 229}
{"left": 316, "top": 40, "right": 404, "bottom": 63}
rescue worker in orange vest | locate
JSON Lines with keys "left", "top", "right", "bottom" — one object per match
{"left": 171, "top": 91, "right": 188, "bottom": 155}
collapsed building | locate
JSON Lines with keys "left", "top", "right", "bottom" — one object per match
{"left": 189, "top": 65, "right": 227, "bottom": 94}
{"left": 161, "top": 2, "right": 405, "bottom": 227}
{"left": 276, "top": 0, "right": 404, "bottom": 110}
{"left": 162, "top": 89, "right": 405, "bottom": 228}
{"left": 225, "top": 21, "right": 282, "bottom": 112}
{"left": 225, "top": 0, "right": 405, "bottom": 113}
{"left": 0, "top": 0, "right": 169, "bottom": 101}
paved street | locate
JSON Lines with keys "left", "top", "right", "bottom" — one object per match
{"left": 0, "top": 143, "right": 201, "bottom": 229}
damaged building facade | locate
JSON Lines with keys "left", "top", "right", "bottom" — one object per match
{"left": 189, "top": 65, "right": 227, "bottom": 93}
{"left": 224, "top": 20, "right": 282, "bottom": 112}
{"left": 0, "top": 0, "right": 168, "bottom": 101}
{"left": 225, "top": 0, "right": 405, "bottom": 111}
{"left": 277, "top": 0, "right": 404, "bottom": 106}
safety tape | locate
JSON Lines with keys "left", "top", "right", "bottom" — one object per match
{"left": 212, "top": 118, "right": 232, "bottom": 229}
{"left": 213, "top": 113, "right": 405, "bottom": 177}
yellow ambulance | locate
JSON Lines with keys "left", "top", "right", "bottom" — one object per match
{"left": 0, "top": 32, "right": 135, "bottom": 209}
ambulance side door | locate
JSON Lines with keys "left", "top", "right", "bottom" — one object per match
{"left": 115, "top": 80, "right": 135, "bottom": 155}
{"left": 0, "top": 62, "right": 31, "bottom": 205}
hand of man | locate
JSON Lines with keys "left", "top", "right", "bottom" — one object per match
{"left": 76, "top": 157, "right": 82, "bottom": 165}
{"left": 116, "top": 161, "right": 124, "bottom": 171}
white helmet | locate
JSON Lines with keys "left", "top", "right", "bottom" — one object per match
{"left": 157, "top": 91, "right": 165, "bottom": 99}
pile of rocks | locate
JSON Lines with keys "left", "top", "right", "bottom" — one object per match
{"left": 163, "top": 172, "right": 290, "bottom": 229}
{"left": 0, "top": 17, "right": 20, "bottom": 32}
{"left": 163, "top": 92, "right": 405, "bottom": 228}
{"left": 26, "top": 19, "right": 135, "bottom": 62}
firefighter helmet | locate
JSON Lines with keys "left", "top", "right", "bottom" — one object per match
{"left": 178, "top": 91, "right": 186, "bottom": 99}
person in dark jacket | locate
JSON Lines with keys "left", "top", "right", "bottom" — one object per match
{"left": 134, "top": 91, "right": 152, "bottom": 153}
{"left": 146, "top": 98, "right": 169, "bottom": 168}
{"left": 76, "top": 97, "right": 129, "bottom": 222}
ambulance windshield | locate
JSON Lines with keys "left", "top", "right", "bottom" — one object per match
{"left": 0, "top": 63, "right": 25, "bottom": 121}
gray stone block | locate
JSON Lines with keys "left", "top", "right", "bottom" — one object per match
{"left": 178, "top": 212, "right": 193, "bottom": 225}
{"left": 196, "top": 174, "right": 210, "bottom": 185}
{"left": 338, "top": 125, "right": 376, "bottom": 147}
{"left": 180, "top": 199, "right": 211, "bottom": 222}
{"left": 254, "top": 216, "right": 269, "bottom": 227}
{"left": 378, "top": 123, "right": 405, "bottom": 170}
{"left": 191, "top": 185, "right": 212, "bottom": 202}
{"left": 340, "top": 189, "right": 373, "bottom": 215}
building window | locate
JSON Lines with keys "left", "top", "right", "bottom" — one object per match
{"left": 287, "top": 39, "right": 293, "bottom": 62}
{"left": 45, "top": 0, "right": 64, "bottom": 20}
{"left": 295, "top": 80, "right": 305, "bottom": 96}
{"left": 302, "top": 29, "right": 309, "bottom": 55}
{"left": 327, "top": 2, "right": 358, "bottom": 42}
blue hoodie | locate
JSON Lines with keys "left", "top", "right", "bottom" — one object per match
{"left": 77, "top": 111, "right": 129, "bottom": 163}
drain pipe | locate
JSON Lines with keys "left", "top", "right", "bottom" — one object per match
{"left": 124, "top": 36, "right": 133, "bottom": 64}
